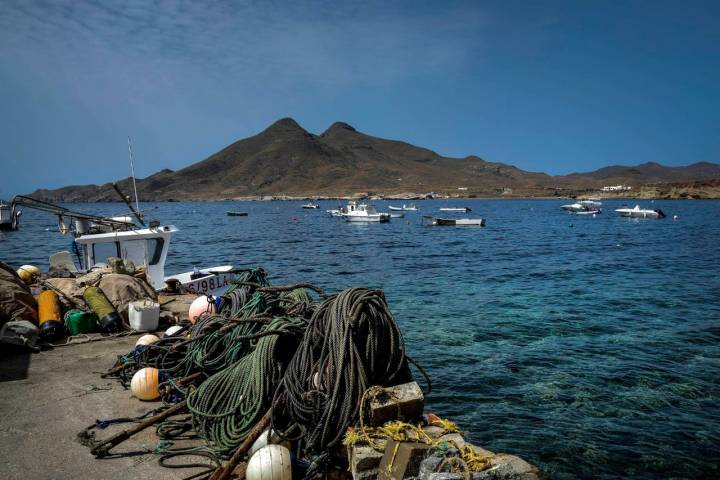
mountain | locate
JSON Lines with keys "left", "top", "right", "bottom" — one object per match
{"left": 26, "top": 118, "right": 720, "bottom": 201}
{"left": 565, "top": 161, "right": 720, "bottom": 184}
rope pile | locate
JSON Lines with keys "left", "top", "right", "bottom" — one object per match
{"left": 271, "top": 288, "right": 412, "bottom": 456}
{"left": 188, "top": 315, "right": 306, "bottom": 455}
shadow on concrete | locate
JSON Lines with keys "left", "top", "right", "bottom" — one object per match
{"left": 0, "top": 346, "right": 32, "bottom": 381}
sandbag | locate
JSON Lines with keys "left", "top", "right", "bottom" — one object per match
{"left": 44, "top": 277, "right": 85, "bottom": 310}
{"left": 0, "top": 262, "right": 38, "bottom": 327}
{"left": 97, "top": 273, "right": 157, "bottom": 322}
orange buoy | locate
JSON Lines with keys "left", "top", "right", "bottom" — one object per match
{"left": 130, "top": 367, "right": 160, "bottom": 401}
{"left": 37, "top": 290, "right": 63, "bottom": 340}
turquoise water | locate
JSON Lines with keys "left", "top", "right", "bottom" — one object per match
{"left": 2, "top": 199, "right": 719, "bottom": 478}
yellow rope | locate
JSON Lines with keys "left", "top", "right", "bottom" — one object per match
{"left": 344, "top": 387, "right": 495, "bottom": 473}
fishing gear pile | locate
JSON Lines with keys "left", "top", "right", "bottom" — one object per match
{"left": 81, "top": 268, "right": 540, "bottom": 480}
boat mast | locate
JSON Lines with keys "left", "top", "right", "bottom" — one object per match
{"left": 127, "top": 136, "right": 141, "bottom": 215}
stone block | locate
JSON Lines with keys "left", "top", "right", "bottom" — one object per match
{"left": 421, "top": 425, "right": 445, "bottom": 439}
{"left": 378, "top": 439, "right": 431, "bottom": 480}
{"left": 354, "top": 468, "right": 379, "bottom": 480}
{"left": 472, "top": 454, "right": 542, "bottom": 480}
{"left": 427, "top": 474, "right": 464, "bottom": 480}
{"left": 369, "top": 382, "right": 424, "bottom": 427}
{"left": 349, "top": 444, "right": 384, "bottom": 476}
{"left": 418, "top": 453, "right": 444, "bottom": 480}
{"left": 438, "top": 432, "right": 466, "bottom": 449}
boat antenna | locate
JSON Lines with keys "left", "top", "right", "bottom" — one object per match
{"left": 127, "top": 136, "right": 141, "bottom": 215}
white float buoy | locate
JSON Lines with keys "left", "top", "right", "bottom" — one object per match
{"left": 165, "top": 325, "right": 183, "bottom": 337}
{"left": 135, "top": 334, "right": 160, "bottom": 347}
{"left": 246, "top": 445, "right": 292, "bottom": 480}
{"left": 130, "top": 367, "right": 160, "bottom": 401}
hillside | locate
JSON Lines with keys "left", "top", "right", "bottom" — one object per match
{"left": 26, "top": 118, "right": 720, "bottom": 201}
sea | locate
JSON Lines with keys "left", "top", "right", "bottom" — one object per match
{"left": 1, "top": 198, "right": 719, "bottom": 479}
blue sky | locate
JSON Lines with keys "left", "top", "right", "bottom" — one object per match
{"left": 1, "top": 0, "right": 718, "bottom": 196}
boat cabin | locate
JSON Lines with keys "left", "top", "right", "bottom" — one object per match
{"left": 73, "top": 225, "right": 177, "bottom": 290}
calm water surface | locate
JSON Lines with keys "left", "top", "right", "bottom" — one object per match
{"left": 2, "top": 199, "right": 719, "bottom": 479}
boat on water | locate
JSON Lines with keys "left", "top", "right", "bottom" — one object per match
{"left": 439, "top": 207, "right": 471, "bottom": 212}
{"left": 0, "top": 200, "right": 20, "bottom": 230}
{"left": 9, "top": 195, "right": 238, "bottom": 295}
{"left": 388, "top": 203, "right": 417, "bottom": 211}
{"left": 389, "top": 212, "right": 405, "bottom": 218}
{"left": 301, "top": 203, "right": 319, "bottom": 209}
{"left": 423, "top": 216, "right": 485, "bottom": 227}
{"left": 561, "top": 200, "right": 602, "bottom": 215}
{"left": 326, "top": 208, "right": 342, "bottom": 217}
{"left": 615, "top": 205, "right": 666, "bottom": 219}
{"left": 341, "top": 201, "right": 390, "bottom": 223}
{"left": 225, "top": 211, "right": 248, "bottom": 216}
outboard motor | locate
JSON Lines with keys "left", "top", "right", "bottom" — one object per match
{"left": 655, "top": 209, "right": 666, "bottom": 218}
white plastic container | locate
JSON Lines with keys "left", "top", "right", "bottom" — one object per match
{"left": 128, "top": 300, "right": 160, "bottom": 331}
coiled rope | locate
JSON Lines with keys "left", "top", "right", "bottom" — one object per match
{"left": 270, "top": 288, "right": 412, "bottom": 456}
{"left": 187, "top": 315, "right": 307, "bottom": 455}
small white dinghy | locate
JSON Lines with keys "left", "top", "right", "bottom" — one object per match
{"left": 439, "top": 207, "right": 471, "bottom": 212}
{"left": 301, "top": 203, "right": 319, "bottom": 209}
{"left": 615, "top": 205, "right": 666, "bottom": 219}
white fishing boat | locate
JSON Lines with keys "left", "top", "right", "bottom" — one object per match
{"left": 0, "top": 200, "right": 20, "bottom": 230}
{"left": 389, "top": 212, "right": 405, "bottom": 218}
{"left": 341, "top": 201, "right": 390, "bottom": 223}
{"left": 439, "top": 207, "right": 471, "bottom": 212}
{"left": 388, "top": 203, "right": 417, "bottom": 211}
{"left": 301, "top": 203, "right": 319, "bottom": 209}
{"left": 561, "top": 200, "right": 602, "bottom": 214}
{"left": 615, "top": 205, "right": 666, "bottom": 219}
{"left": 326, "top": 208, "right": 343, "bottom": 217}
{"left": 10, "top": 195, "right": 237, "bottom": 295}
{"left": 423, "top": 216, "right": 485, "bottom": 226}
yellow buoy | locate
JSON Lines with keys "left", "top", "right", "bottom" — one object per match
{"left": 135, "top": 334, "right": 160, "bottom": 347}
{"left": 37, "top": 290, "right": 63, "bottom": 339}
{"left": 130, "top": 367, "right": 160, "bottom": 401}
{"left": 17, "top": 265, "right": 41, "bottom": 284}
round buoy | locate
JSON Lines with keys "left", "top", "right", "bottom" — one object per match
{"left": 246, "top": 445, "right": 292, "bottom": 480}
{"left": 17, "top": 265, "right": 41, "bottom": 284}
{"left": 135, "top": 334, "right": 160, "bottom": 347}
{"left": 165, "top": 325, "right": 183, "bottom": 337}
{"left": 130, "top": 367, "right": 160, "bottom": 401}
{"left": 188, "top": 295, "right": 216, "bottom": 324}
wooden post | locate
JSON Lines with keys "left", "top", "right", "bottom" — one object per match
{"left": 91, "top": 400, "right": 187, "bottom": 457}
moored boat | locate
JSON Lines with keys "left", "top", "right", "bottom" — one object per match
{"left": 439, "top": 207, "right": 471, "bottom": 212}
{"left": 341, "top": 201, "right": 390, "bottom": 223}
{"left": 423, "top": 216, "right": 485, "bottom": 226}
{"left": 301, "top": 203, "right": 319, "bottom": 209}
{"left": 615, "top": 205, "right": 666, "bottom": 218}
{"left": 561, "top": 200, "right": 602, "bottom": 215}
{"left": 0, "top": 200, "right": 20, "bottom": 230}
{"left": 388, "top": 203, "right": 418, "bottom": 211}
{"left": 10, "top": 195, "right": 239, "bottom": 295}
{"left": 225, "top": 211, "right": 248, "bottom": 216}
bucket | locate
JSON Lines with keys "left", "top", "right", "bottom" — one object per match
{"left": 65, "top": 309, "right": 98, "bottom": 336}
{"left": 128, "top": 300, "right": 160, "bottom": 331}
